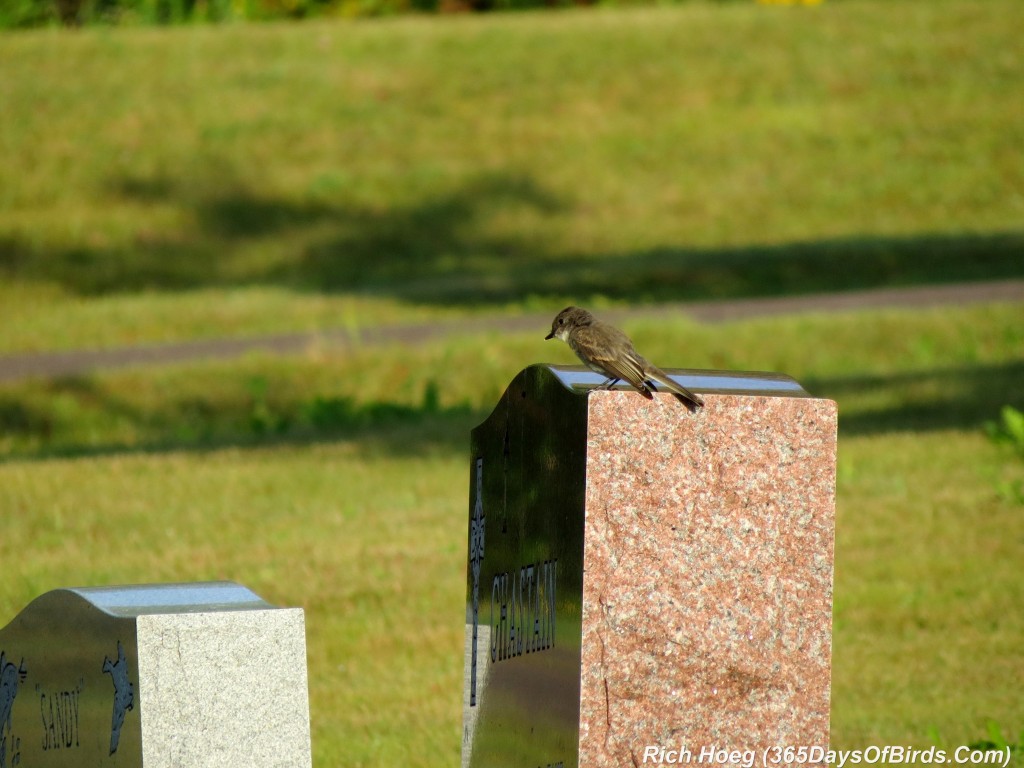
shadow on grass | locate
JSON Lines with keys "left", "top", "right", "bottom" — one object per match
{"left": 2, "top": 361, "right": 1022, "bottom": 464}
{"left": 1, "top": 170, "right": 1022, "bottom": 303}
{"left": 0, "top": 375, "right": 486, "bottom": 464}
{"left": 810, "top": 360, "right": 1024, "bottom": 437}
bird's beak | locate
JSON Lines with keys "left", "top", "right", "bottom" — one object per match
{"left": 544, "top": 331, "right": 554, "bottom": 340}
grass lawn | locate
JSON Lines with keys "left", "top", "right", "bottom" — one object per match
{"left": 2, "top": 0, "right": 1023, "bottom": 352}
{"left": 1, "top": 0, "right": 1022, "bottom": 763}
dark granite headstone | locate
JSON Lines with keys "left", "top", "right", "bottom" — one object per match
{"left": 462, "top": 365, "right": 836, "bottom": 768}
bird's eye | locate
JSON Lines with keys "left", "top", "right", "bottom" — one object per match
{"left": 558, "top": 318, "right": 564, "bottom": 325}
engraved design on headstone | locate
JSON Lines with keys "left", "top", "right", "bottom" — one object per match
{"left": 0, "top": 652, "right": 26, "bottom": 768}
{"left": 469, "top": 457, "right": 486, "bottom": 707}
{"left": 102, "top": 640, "right": 134, "bottom": 755}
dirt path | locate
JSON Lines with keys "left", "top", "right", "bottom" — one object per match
{"left": 2, "top": 280, "right": 1021, "bottom": 383}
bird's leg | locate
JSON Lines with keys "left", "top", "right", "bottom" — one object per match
{"left": 597, "top": 377, "right": 620, "bottom": 390}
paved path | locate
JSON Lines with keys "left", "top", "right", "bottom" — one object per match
{"left": 1, "top": 280, "right": 1021, "bottom": 383}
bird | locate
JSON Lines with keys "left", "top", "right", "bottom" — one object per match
{"left": 545, "top": 306, "right": 704, "bottom": 410}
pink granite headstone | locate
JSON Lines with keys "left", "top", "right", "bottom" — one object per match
{"left": 462, "top": 365, "right": 837, "bottom": 768}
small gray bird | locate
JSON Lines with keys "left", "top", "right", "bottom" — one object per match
{"left": 545, "top": 306, "right": 704, "bottom": 410}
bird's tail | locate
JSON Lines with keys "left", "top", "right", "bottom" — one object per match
{"left": 644, "top": 367, "right": 704, "bottom": 411}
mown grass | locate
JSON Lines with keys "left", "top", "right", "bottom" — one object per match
{"left": 2, "top": 0, "right": 1023, "bottom": 353}
{"left": 1, "top": 302, "right": 1022, "bottom": 764}
{"left": 1, "top": 0, "right": 1023, "bottom": 763}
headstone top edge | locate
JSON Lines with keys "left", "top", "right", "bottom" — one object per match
{"left": 38, "top": 581, "right": 275, "bottom": 619}
{"left": 536, "top": 363, "right": 813, "bottom": 398}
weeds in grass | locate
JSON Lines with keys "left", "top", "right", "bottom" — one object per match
{"left": 966, "top": 721, "right": 1023, "bottom": 760}
{"left": 931, "top": 721, "right": 1023, "bottom": 762}
{"left": 985, "top": 406, "right": 1024, "bottom": 459}
{"left": 0, "top": 367, "right": 475, "bottom": 460}
{"left": 983, "top": 406, "right": 1024, "bottom": 504}
{"left": 302, "top": 379, "right": 451, "bottom": 431}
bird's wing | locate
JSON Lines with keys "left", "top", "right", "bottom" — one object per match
{"left": 573, "top": 325, "right": 652, "bottom": 397}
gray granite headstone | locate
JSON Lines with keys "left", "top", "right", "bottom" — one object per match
{"left": 0, "top": 581, "right": 311, "bottom": 767}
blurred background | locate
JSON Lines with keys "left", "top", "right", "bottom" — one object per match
{"left": 1, "top": 0, "right": 1022, "bottom": 764}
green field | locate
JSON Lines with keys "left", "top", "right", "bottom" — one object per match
{"left": 2, "top": 0, "right": 1023, "bottom": 352}
{"left": 1, "top": 0, "right": 1023, "bottom": 765}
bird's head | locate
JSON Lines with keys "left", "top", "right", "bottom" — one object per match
{"left": 545, "top": 306, "right": 593, "bottom": 342}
